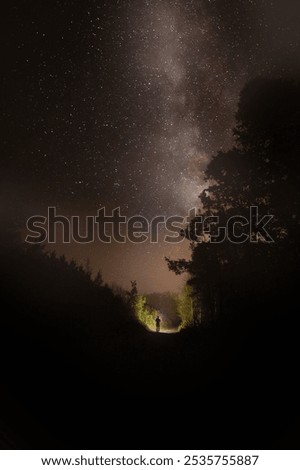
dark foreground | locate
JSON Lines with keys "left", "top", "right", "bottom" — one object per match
{"left": 0, "top": 245, "right": 299, "bottom": 449}
{"left": 0, "top": 310, "right": 299, "bottom": 449}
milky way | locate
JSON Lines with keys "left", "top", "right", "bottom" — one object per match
{"left": 1, "top": 0, "right": 300, "bottom": 291}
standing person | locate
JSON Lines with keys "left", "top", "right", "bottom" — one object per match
{"left": 155, "top": 315, "right": 161, "bottom": 333}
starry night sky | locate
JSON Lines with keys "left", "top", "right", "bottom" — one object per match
{"left": 1, "top": 0, "right": 300, "bottom": 292}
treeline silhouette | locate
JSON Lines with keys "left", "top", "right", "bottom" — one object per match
{"left": 168, "top": 78, "right": 300, "bottom": 330}
{"left": 0, "top": 240, "right": 137, "bottom": 344}
{"left": 0, "top": 239, "right": 144, "bottom": 448}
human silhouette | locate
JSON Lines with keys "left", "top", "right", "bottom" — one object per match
{"left": 155, "top": 315, "right": 161, "bottom": 333}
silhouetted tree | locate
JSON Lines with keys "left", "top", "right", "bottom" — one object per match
{"left": 127, "top": 280, "right": 138, "bottom": 307}
{"left": 167, "top": 78, "right": 300, "bottom": 326}
{"left": 94, "top": 270, "right": 104, "bottom": 287}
